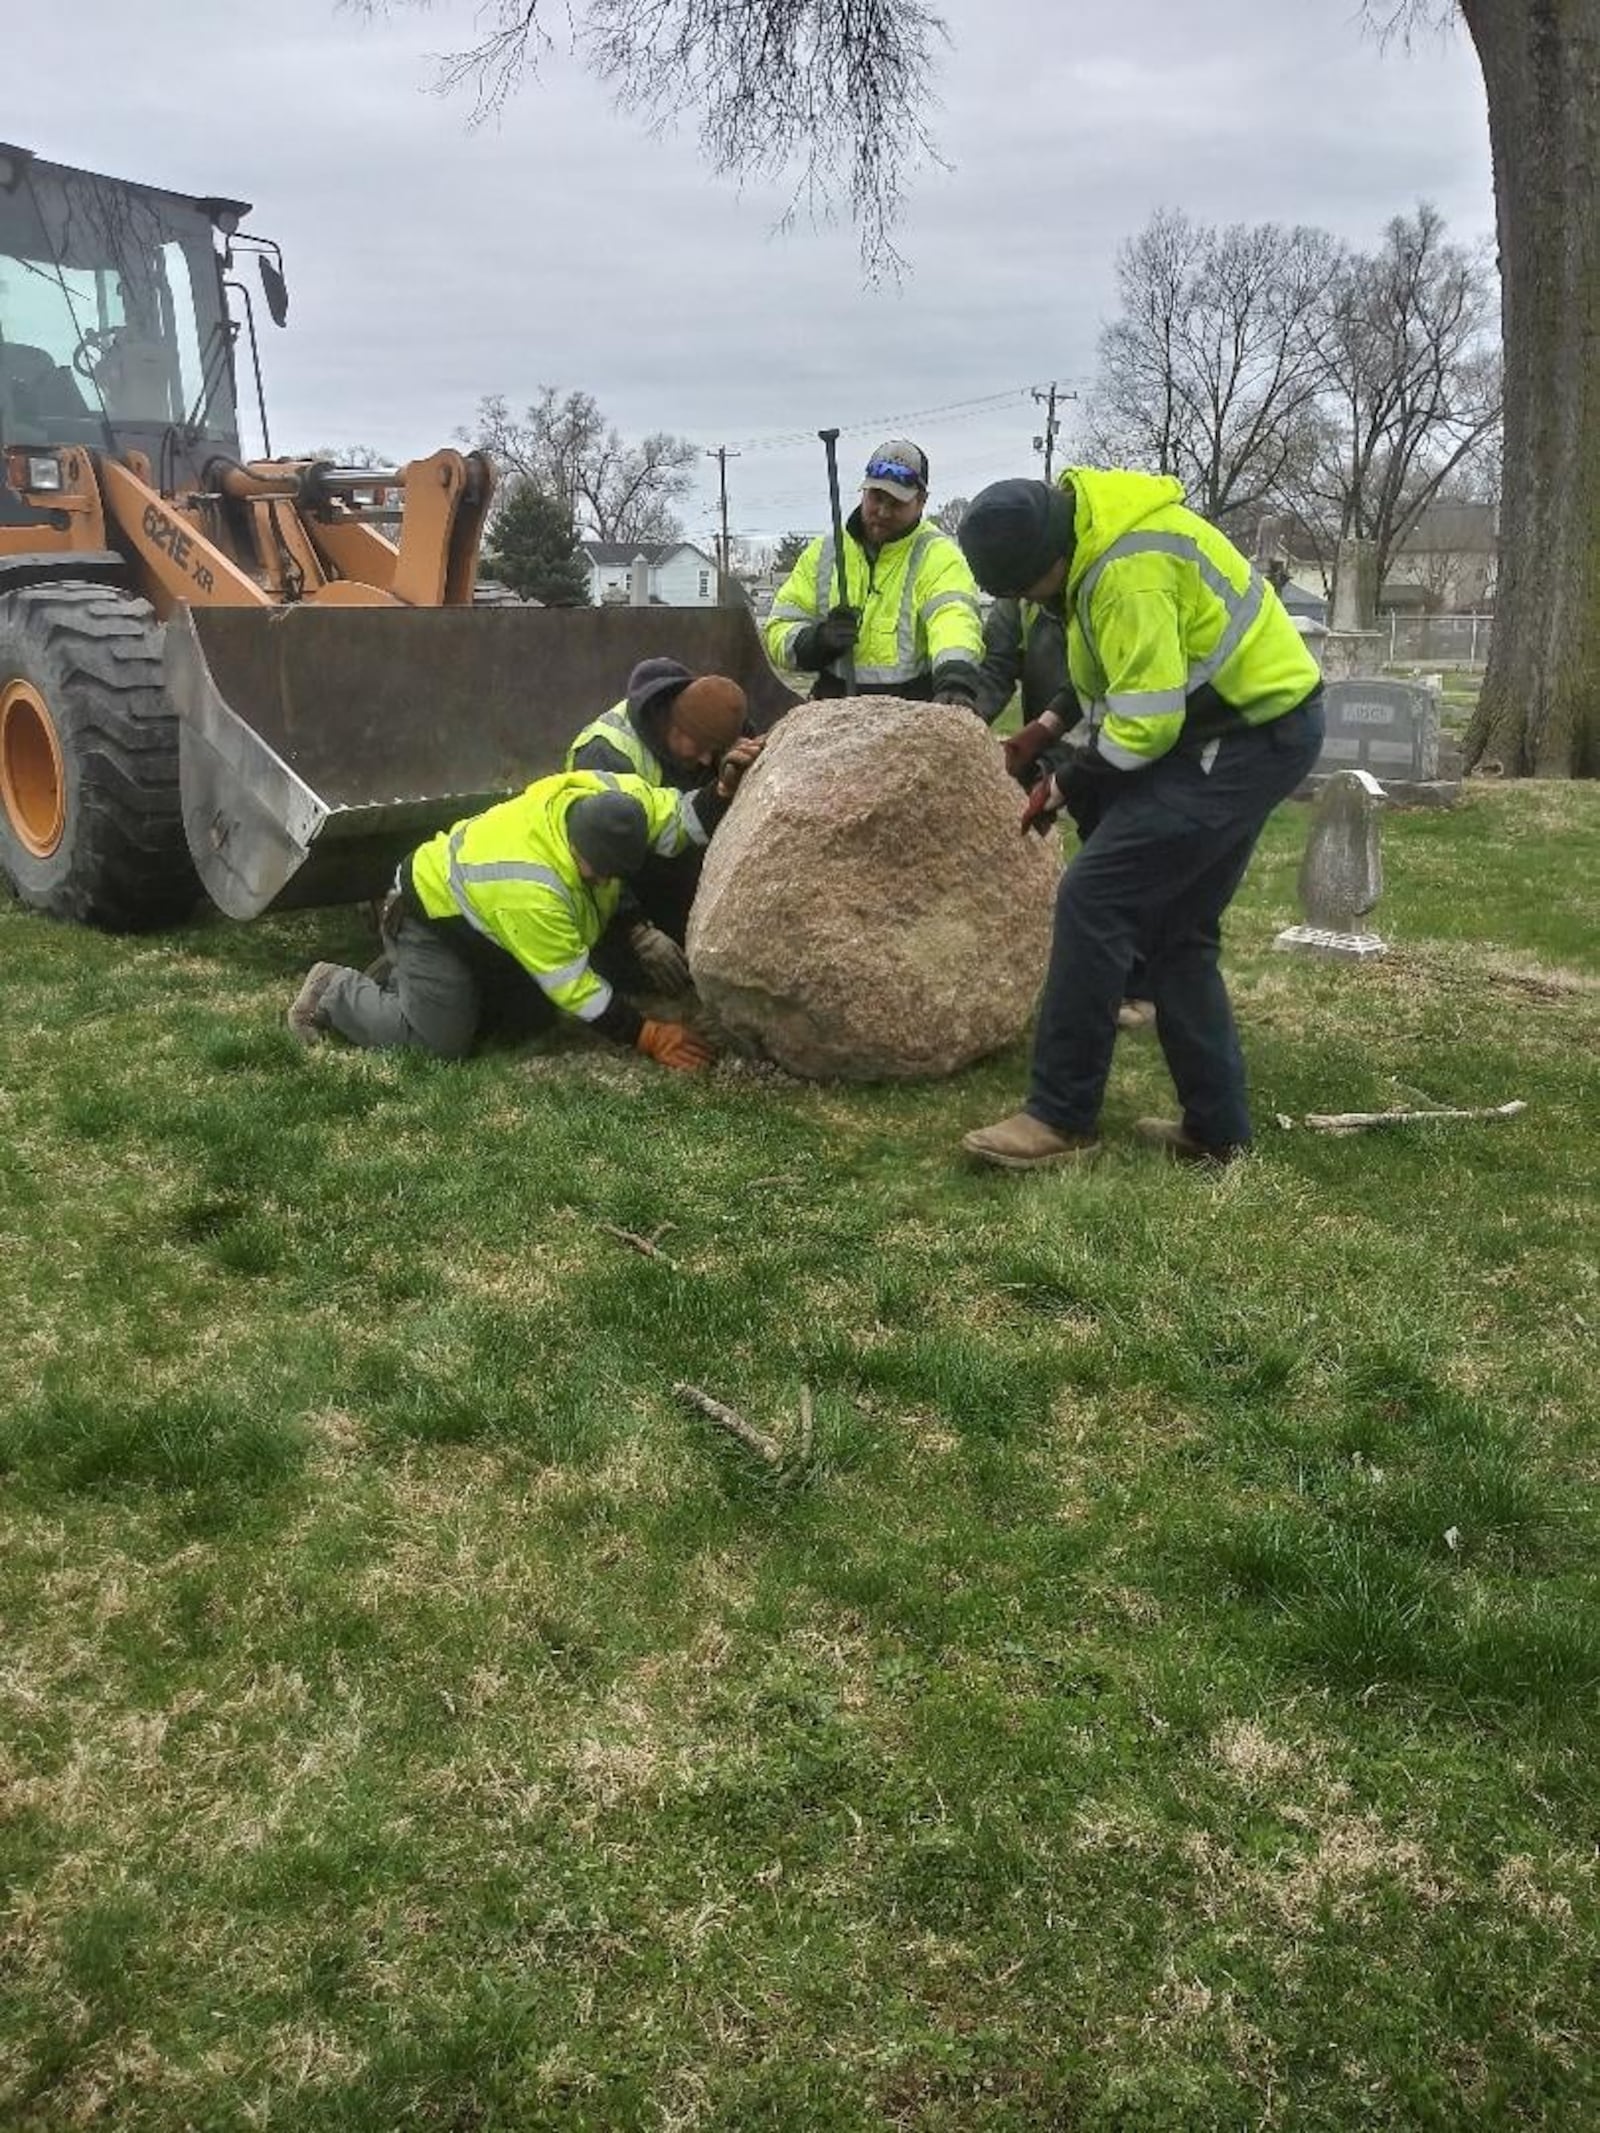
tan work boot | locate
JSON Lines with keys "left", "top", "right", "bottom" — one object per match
{"left": 962, "top": 1113, "right": 1101, "bottom": 1171}
{"left": 286, "top": 961, "right": 343, "bottom": 1047}
{"left": 1133, "top": 1118, "right": 1245, "bottom": 1167}
{"left": 1117, "top": 998, "right": 1157, "bottom": 1032}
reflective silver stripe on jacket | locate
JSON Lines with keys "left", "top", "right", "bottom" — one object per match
{"left": 447, "top": 831, "right": 574, "bottom": 934}
{"left": 532, "top": 949, "right": 615, "bottom": 1022}
{"left": 534, "top": 951, "right": 594, "bottom": 996}
{"left": 647, "top": 790, "right": 708, "bottom": 857}
{"left": 598, "top": 707, "right": 650, "bottom": 774}
{"left": 1095, "top": 731, "right": 1149, "bottom": 771}
{"left": 814, "top": 534, "right": 839, "bottom": 612}
{"left": 1074, "top": 530, "right": 1267, "bottom": 752}
{"left": 851, "top": 528, "right": 947, "bottom": 684}
{"left": 1105, "top": 686, "right": 1187, "bottom": 720}
{"left": 569, "top": 981, "right": 614, "bottom": 1022}
{"left": 922, "top": 588, "right": 982, "bottom": 625}
{"left": 1076, "top": 530, "right": 1267, "bottom": 696}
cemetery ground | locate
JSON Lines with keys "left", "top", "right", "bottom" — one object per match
{"left": 1, "top": 783, "right": 1596, "bottom": 2132}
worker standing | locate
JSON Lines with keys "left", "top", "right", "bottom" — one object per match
{"left": 976, "top": 595, "right": 1154, "bottom": 1032}
{"left": 565, "top": 660, "right": 762, "bottom": 983}
{"left": 957, "top": 469, "right": 1324, "bottom": 1169}
{"left": 764, "top": 440, "right": 984, "bottom": 708}
{"left": 285, "top": 770, "right": 738, "bottom": 1069}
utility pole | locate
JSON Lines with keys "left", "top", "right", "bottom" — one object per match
{"left": 1031, "top": 383, "right": 1078, "bottom": 482}
{"left": 707, "top": 445, "right": 741, "bottom": 603}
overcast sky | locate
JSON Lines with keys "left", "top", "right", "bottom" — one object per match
{"left": 24, "top": 0, "right": 1492, "bottom": 549}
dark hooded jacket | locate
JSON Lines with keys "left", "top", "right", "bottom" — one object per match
{"left": 567, "top": 658, "right": 753, "bottom": 793}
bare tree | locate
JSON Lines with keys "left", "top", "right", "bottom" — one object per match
{"left": 1306, "top": 204, "right": 1501, "bottom": 606}
{"left": 931, "top": 496, "right": 970, "bottom": 537}
{"left": 356, "top": 0, "right": 1600, "bottom": 771}
{"left": 466, "top": 388, "right": 698, "bottom": 544}
{"left": 1084, "top": 210, "right": 1333, "bottom": 531}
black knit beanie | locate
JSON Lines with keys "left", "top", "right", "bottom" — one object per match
{"left": 566, "top": 792, "right": 650, "bottom": 878}
{"left": 958, "top": 479, "right": 1075, "bottom": 597}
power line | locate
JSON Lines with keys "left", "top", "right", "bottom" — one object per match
{"left": 717, "top": 384, "right": 1048, "bottom": 455}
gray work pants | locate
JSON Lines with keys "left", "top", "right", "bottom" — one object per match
{"left": 322, "top": 910, "right": 487, "bottom": 1059}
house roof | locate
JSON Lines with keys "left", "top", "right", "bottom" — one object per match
{"left": 1395, "top": 502, "right": 1497, "bottom": 555}
{"left": 580, "top": 540, "right": 715, "bottom": 567}
{"left": 1278, "top": 580, "right": 1328, "bottom": 619}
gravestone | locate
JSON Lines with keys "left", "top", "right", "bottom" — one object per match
{"left": 1274, "top": 769, "right": 1388, "bottom": 960}
{"left": 1307, "top": 676, "right": 1459, "bottom": 808}
{"left": 1320, "top": 676, "right": 1439, "bottom": 779}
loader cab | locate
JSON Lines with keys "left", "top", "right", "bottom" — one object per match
{"left": 0, "top": 145, "right": 242, "bottom": 490}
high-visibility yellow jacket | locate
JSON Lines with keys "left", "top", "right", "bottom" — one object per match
{"left": 409, "top": 771, "right": 704, "bottom": 1024}
{"left": 764, "top": 510, "right": 984, "bottom": 698}
{"left": 1055, "top": 468, "right": 1321, "bottom": 770}
{"left": 567, "top": 700, "right": 659, "bottom": 783}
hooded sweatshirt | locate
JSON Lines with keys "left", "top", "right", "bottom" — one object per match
{"left": 566, "top": 659, "right": 752, "bottom": 796}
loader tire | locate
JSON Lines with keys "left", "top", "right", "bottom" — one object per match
{"left": 0, "top": 581, "right": 199, "bottom": 930}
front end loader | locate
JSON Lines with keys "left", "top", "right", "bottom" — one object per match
{"left": 0, "top": 144, "right": 792, "bottom": 929}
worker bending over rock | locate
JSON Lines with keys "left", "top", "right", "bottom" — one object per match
{"left": 285, "top": 767, "right": 749, "bottom": 1071}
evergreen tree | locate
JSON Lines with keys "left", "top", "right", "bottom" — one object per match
{"left": 482, "top": 481, "right": 590, "bottom": 605}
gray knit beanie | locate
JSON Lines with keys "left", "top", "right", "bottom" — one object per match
{"left": 566, "top": 792, "right": 650, "bottom": 878}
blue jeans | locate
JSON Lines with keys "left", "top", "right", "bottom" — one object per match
{"left": 1026, "top": 699, "right": 1324, "bottom": 1149}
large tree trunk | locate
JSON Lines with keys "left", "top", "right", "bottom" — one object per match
{"left": 1462, "top": 0, "right": 1600, "bottom": 776}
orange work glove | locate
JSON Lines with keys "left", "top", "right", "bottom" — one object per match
{"left": 636, "top": 1019, "right": 715, "bottom": 1072}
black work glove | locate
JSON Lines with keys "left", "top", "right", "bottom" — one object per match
{"left": 1019, "top": 773, "right": 1068, "bottom": 837}
{"left": 792, "top": 605, "right": 860, "bottom": 670}
{"left": 1003, "top": 718, "right": 1058, "bottom": 783}
{"left": 934, "top": 685, "right": 977, "bottom": 710}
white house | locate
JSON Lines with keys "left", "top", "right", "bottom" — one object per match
{"left": 579, "top": 540, "right": 719, "bottom": 608}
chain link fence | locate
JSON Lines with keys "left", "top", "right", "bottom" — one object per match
{"left": 1383, "top": 614, "right": 1493, "bottom": 669}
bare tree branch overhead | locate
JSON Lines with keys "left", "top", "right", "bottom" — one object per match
{"left": 346, "top": 0, "right": 1600, "bottom": 773}
{"left": 349, "top": 0, "right": 947, "bottom": 271}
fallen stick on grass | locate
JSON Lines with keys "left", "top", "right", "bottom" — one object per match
{"left": 674, "top": 1382, "right": 817, "bottom": 1479}
{"left": 1299, "top": 1100, "right": 1527, "bottom": 1135}
{"left": 599, "top": 1221, "right": 679, "bottom": 1268}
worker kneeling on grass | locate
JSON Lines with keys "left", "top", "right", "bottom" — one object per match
{"left": 565, "top": 661, "right": 761, "bottom": 986}
{"left": 285, "top": 769, "right": 745, "bottom": 1071}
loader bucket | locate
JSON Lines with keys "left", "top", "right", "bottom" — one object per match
{"left": 168, "top": 602, "right": 799, "bottom": 920}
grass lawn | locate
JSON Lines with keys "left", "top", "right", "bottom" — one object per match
{"left": 1, "top": 783, "right": 1596, "bottom": 2130}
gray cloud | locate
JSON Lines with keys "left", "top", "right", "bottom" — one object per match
{"left": 24, "top": 0, "right": 1491, "bottom": 544}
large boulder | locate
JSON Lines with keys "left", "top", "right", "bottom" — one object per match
{"left": 686, "top": 697, "right": 1060, "bottom": 1081}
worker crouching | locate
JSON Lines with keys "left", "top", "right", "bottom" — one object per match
{"left": 285, "top": 767, "right": 747, "bottom": 1072}
{"left": 566, "top": 661, "right": 758, "bottom": 982}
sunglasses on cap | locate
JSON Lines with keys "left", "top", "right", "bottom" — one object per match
{"left": 865, "top": 457, "right": 924, "bottom": 487}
